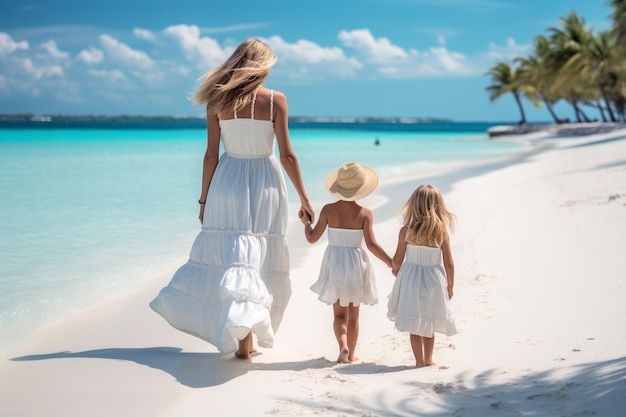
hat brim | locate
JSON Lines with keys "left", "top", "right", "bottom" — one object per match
{"left": 325, "top": 165, "right": 379, "bottom": 201}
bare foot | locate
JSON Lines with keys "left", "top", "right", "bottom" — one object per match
{"left": 337, "top": 348, "right": 351, "bottom": 363}
{"left": 234, "top": 350, "right": 251, "bottom": 360}
{"left": 348, "top": 356, "right": 359, "bottom": 363}
{"left": 415, "top": 361, "right": 428, "bottom": 368}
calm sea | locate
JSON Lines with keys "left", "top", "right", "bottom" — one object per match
{"left": 0, "top": 120, "right": 529, "bottom": 355}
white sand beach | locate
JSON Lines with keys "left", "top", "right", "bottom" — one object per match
{"left": 1, "top": 127, "right": 625, "bottom": 416}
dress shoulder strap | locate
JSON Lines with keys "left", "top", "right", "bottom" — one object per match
{"left": 269, "top": 89, "right": 274, "bottom": 121}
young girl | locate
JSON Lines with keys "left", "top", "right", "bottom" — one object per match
{"left": 387, "top": 184, "right": 457, "bottom": 367}
{"left": 301, "top": 162, "right": 392, "bottom": 363}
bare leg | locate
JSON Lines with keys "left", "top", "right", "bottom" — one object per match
{"left": 234, "top": 331, "right": 253, "bottom": 359}
{"left": 410, "top": 334, "right": 427, "bottom": 367}
{"left": 346, "top": 303, "right": 360, "bottom": 362}
{"left": 423, "top": 335, "right": 435, "bottom": 366}
{"left": 333, "top": 301, "right": 350, "bottom": 363}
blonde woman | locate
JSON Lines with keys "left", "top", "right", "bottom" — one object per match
{"left": 387, "top": 184, "right": 457, "bottom": 367}
{"left": 151, "top": 38, "right": 314, "bottom": 359}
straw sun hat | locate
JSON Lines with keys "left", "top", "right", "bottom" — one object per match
{"left": 325, "top": 162, "right": 378, "bottom": 201}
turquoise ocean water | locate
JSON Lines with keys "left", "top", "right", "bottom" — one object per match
{"left": 0, "top": 120, "right": 529, "bottom": 355}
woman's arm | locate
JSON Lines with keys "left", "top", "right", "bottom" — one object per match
{"left": 198, "top": 109, "right": 221, "bottom": 224}
{"left": 273, "top": 91, "right": 314, "bottom": 222}
{"left": 391, "top": 227, "right": 408, "bottom": 276}
{"left": 441, "top": 237, "right": 455, "bottom": 299}
{"left": 362, "top": 210, "right": 392, "bottom": 267}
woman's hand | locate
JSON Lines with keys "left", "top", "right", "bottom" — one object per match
{"left": 199, "top": 204, "right": 205, "bottom": 224}
{"left": 300, "top": 199, "right": 315, "bottom": 224}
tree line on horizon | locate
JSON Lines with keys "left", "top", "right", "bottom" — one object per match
{"left": 486, "top": 0, "right": 626, "bottom": 125}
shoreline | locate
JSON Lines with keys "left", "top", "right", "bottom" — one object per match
{"left": 1, "top": 127, "right": 625, "bottom": 416}
{"left": 487, "top": 121, "right": 626, "bottom": 137}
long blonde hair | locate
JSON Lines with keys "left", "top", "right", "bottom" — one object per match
{"left": 401, "top": 184, "right": 456, "bottom": 247}
{"left": 192, "top": 38, "right": 277, "bottom": 117}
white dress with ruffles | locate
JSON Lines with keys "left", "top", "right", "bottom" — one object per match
{"left": 309, "top": 227, "right": 378, "bottom": 306}
{"left": 150, "top": 91, "right": 290, "bottom": 353}
{"left": 387, "top": 245, "right": 456, "bottom": 337}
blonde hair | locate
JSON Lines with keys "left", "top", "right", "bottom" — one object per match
{"left": 192, "top": 38, "right": 277, "bottom": 117}
{"left": 401, "top": 184, "right": 456, "bottom": 247}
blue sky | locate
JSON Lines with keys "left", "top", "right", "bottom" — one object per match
{"left": 0, "top": 0, "right": 614, "bottom": 122}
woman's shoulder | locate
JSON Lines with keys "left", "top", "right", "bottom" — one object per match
{"left": 259, "top": 86, "right": 285, "bottom": 96}
{"left": 259, "top": 87, "right": 286, "bottom": 104}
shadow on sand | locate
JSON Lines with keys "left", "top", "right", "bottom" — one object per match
{"left": 11, "top": 347, "right": 335, "bottom": 388}
{"left": 273, "top": 356, "right": 626, "bottom": 417}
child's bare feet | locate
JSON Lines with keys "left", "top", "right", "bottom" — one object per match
{"left": 415, "top": 361, "right": 429, "bottom": 368}
{"left": 337, "top": 348, "right": 351, "bottom": 363}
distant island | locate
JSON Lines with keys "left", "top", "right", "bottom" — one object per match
{"left": 0, "top": 113, "right": 452, "bottom": 124}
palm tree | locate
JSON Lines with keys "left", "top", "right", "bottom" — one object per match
{"left": 486, "top": 61, "right": 537, "bottom": 124}
{"left": 486, "top": 4, "right": 626, "bottom": 123}
{"left": 515, "top": 35, "right": 567, "bottom": 123}
{"left": 609, "top": 0, "right": 626, "bottom": 46}
{"left": 547, "top": 11, "right": 599, "bottom": 122}
{"left": 608, "top": 0, "right": 626, "bottom": 120}
{"left": 585, "top": 30, "right": 619, "bottom": 121}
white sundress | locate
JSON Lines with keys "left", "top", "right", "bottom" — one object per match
{"left": 309, "top": 227, "right": 378, "bottom": 307}
{"left": 150, "top": 89, "right": 290, "bottom": 354}
{"left": 387, "top": 244, "right": 456, "bottom": 337}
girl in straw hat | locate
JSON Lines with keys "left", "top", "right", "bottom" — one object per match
{"left": 300, "top": 162, "right": 392, "bottom": 363}
{"left": 387, "top": 184, "right": 457, "bottom": 367}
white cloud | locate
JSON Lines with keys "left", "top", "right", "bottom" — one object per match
{"left": 77, "top": 47, "right": 104, "bottom": 64}
{"left": 40, "top": 40, "right": 69, "bottom": 59}
{"left": 339, "top": 29, "right": 408, "bottom": 63}
{"left": 336, "top": 29, "right": 477, "bottom": 77}
{"left": 427, "top": 46, "right": 468, "bottom": 73}
{"left": 99, "top": 34, "right": 153, "bottom": 69}
{"left": 163, "top": 24, "right": 228, "bottom": 68}
{"left": 134, "top": 28, "right": 156, "bottom": 42}
{"left": 0, "top": 32, "right": 29, "bottom": 54}
{"left": 0, "top": 25, "right": 506, "bottom": 113}
{"left": 261, "top": 35, "right": 361, "bottom": 79}
{"left": 88, "top": 68, "right": 127, "bottom": 82}
{"left": 21, "top": 58, "right": 64, "bottom": 79}
{"left": 488, "top": 37, "right": 531, "bottom": 61}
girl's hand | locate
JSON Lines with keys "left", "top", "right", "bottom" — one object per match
{"left": 447, "top": 285, "right": 454, "bottom": 300}
{"left": 298, "top": 209, "right": 311, "bottom": 224}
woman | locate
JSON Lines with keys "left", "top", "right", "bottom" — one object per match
{"left": 150, "top": 38, "right": 314, "bottom": 359}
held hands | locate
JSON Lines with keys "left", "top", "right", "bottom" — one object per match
{"left": 298, "top": 208, "right": 311, "bottom": 225}
{"left": 299, "top": 200, "right": 315, "bottom": 224}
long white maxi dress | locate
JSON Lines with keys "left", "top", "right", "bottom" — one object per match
{"left": 387, "top": 245, "right": 456, "bottom": 337}
{"left": 150, "top": 90, "right": 290, "bottom": 354}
